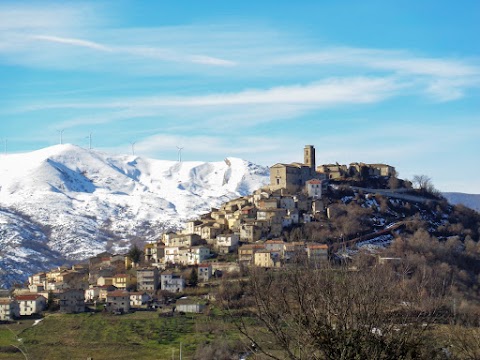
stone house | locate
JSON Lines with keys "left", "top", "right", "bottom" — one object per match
{"left": 98, "top": 285, "right": 118, "bottom": 301}
{"left": 197, "top": 263, "right": 213, "bottom": 282}
{"left": 200, "top": 225, "right": 223, "bottom": 241}
{"left": 312, "top": 199, "right": 324, "bottom": 214}
{"left": 239, "top": 223, "right": 262, "bottom": 243}
{"left": 317, "top": 164, "right": 348, "bottom": 180}
{"left": 265, "top": 239, "right": 285, "bottom": 253}
{"left": 215, "top": 233, "right": 240, "bottom": 253}
{"left": 89, "top": 252, "right": 113, "bottom": 269}
{"left": 283, "top": 242, "right": 307, "bottom": 263}
{"left": 136, "top": 267, "right": 159, "bottom": 292}
{"left": 254, "top": 250, "right": 281, "bottom": 268}
{"left": 28, "top": 272, "right": 47, "bottom": 288}
{"left": 58, "top": 289, "right": 85, "bottom": 313}
{"left": 238, "top": 244, "right": 266, "bottom": 265}
{"left": 112, "top": 274, "right": 134, "bottom": 290}
{"left": 306, "top": 244, "right": 329, "bottom": 264}
{"left": 97, "top": 276, "right": 114, "bottom": 286}
{"left": 279, "top": 196, "right": 296, "bottom": 210}
{"left": 164, "top": 233, "right": 202, "bottom": 247}
{"left": 105, "top": 291, "right": 130, "bottom": 313}
{"left": 28, "top": 283, "right": 45, "bottom": 293}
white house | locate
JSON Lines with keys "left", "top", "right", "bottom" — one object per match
{"left": 85, "top": 286, "right": 101, "bottom": 302}
{"left": 15, "top": 294, "right": 47, "bottom": 316}
{"left": 161, "top": 273, "right": 185, "bottom": 293}
{"left": 186, "top": 246, "right": 210, "bottom": 265}
{"left": 306, "top": 179, "right": 323, "bottom": 198}
{"left": 129, "top": 292, "right": 151, "bottom": 307}
{"left": 175, "top": 299, "right": 205, "bottom": 313}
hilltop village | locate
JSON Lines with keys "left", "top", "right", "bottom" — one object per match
{"left": 0, "top": 146, "right": 398, "bottom": 320}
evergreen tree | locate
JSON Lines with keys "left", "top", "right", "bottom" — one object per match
{"left": 189, "top": 267, "right": 198, "bottom": 287}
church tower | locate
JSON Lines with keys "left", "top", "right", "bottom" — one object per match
{"left": 304, "top": 145, "right": 316, "bottom": 173}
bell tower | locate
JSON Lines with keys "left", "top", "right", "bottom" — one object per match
{"left": 304, "top": 145, "right": 315, "bottom": 173}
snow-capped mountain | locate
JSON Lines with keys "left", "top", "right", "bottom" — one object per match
{"left": 442, "top": 192, "right": 480, "bottom": 213}
{"left": 0, "top": 144, "right": 269, "bottom": 288}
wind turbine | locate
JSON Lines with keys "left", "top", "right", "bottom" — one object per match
{"left": 58, "top": 129, "right": 65, "bottom": 145}
{"left": 176, "top": 146, "right": 184, "bottom": 162}
{"left": 86, "top": 132, "right": 92, "bottom": 150}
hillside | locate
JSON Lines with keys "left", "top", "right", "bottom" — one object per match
{"left": 0, "top": 144, "right": 269, "bottom": 287}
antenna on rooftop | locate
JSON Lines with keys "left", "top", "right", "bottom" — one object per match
{"left": 86, "top": 132, "right": 92, "bottom": 150}
{"left": 58, "top": 129, "right": 65, "bottom": 145}
{"left": 130, "top": 142, "right": 136, "bottom": 156}
{"left": 176, "top": 146, "right": 184, "bottom": 162}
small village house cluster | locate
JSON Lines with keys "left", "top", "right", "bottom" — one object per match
{"left": 0, "top": 146, "right": 395, "bottom": 320}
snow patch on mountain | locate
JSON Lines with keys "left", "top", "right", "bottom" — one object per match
{"left": 0, "top": 144, "right": 269, "bottom": 287}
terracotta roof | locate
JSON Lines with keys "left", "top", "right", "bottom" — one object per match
{"left": 197, "top": 263, "right": 211, "bottom": 268}
{"left": 0, "top": 298, "right": 14, "bottom": 304}
{"left": 306, "top": 179, "right": 323, "bottom": 184}
{"left": 239, "top": 244, "right": 266, "bottom": 250}
{"left": 265, "top": 240, "right": 285, "bottom": 244}
{"left": 113, "top": 274, "right": 129, "bottom": 278}
{"left": 15, "top": 294, "right": 44, "bottom": 301}
{"left": 107, "top": 290, "right": 129, "bottom": 297}
{"left": 307, "top": 244, "right": 329, "bottom": 249}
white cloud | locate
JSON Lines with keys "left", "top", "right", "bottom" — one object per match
{"left": 32, "top": 35, "right": 112, "bottom": 52}
{"left": 33, "top": 76, "right": 403, "bottom": 111}
{"left": 274, "top": 47, "right": 479, "bottom": 78}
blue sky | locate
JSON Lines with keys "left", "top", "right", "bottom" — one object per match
{"left": 1, "top": 0, "right": 479, "bottom": 193}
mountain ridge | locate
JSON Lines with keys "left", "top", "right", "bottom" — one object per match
{"left": 0, "top": 144, "right": 269, "bottom": 287}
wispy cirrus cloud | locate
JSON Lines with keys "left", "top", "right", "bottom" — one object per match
{"left": 32, "top": 76, "right": 404, "bottom": 111}
{"left": 274, "top": 47, "right": 479, "bottom": 77}
{"left": 32, "top": 35, "right": 112, "bottom": 52}
{"left": 272, "top": 47, "right": 480, "bottom": 101}
{"left": 30, "top": 34, "right": 235, "bottom": 66}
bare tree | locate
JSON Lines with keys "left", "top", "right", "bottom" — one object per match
{"left": 221, "top": 261, "right": 445, "bottom": 360}
{"left": 412, "top": 175, "right": 432, "bottom": 191}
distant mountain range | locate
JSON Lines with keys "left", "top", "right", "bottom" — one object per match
{"left": 0, "top": 144, "right": 478, "bottom": 288}
{"left": 0, "top": 144, "right": 269, "bottom": 287}
{"left": 442, "top": 192, "right": 480, "bottom": 213}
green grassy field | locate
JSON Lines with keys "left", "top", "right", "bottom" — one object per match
{"left": 0, "top": 311, "right": 244, "bottom": 360}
